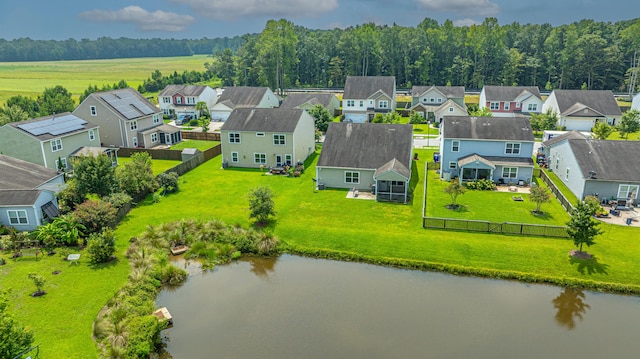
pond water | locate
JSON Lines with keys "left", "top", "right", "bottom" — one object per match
{"left": 156, "top": 255, "right": 640, "bottom": 358}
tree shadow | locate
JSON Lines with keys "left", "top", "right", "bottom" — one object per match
{"left": 530, "top": 210, "right": 555, "bottom": 221}
{"left": 569, "top": 254, "right": 609, "bottom": 275}
{"left": 552, "top": 287, "right": 590, "bottom": 330}
{"left": 89, "top": 256, "right": 120, "bottom": 270}
{"left": 445, "top": 204, "right": 469, "bottom": 213}
{"left": 247, "top": 256, "right": 279, "bottom": 279}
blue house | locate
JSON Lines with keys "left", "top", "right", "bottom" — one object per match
{"left": 439, "top": 116, "right": 535, "bottom": 184}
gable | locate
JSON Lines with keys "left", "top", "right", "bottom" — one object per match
{"left": 343, "top": 76, "right": 395, "bottom": 100}
{"left": 552, "top": 90, "right": 621, "bottom": 116}
{"left": 220, "top": 108, "right": 304, "bottom": 133}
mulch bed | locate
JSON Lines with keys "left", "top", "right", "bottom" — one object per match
{"left": 569, "top": 250, "right": 592, "bottom": 260}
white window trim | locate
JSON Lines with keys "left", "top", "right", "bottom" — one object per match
{"left": 129, "top": 120, "right": 138, "bottom": 131}
{"left": 379, "top": 100, "right": 389, "bottom": 109}
{"left": 56, "top": 157, "right": 68, "bottom": 170}
{"left": 90, "top": 106, "right": 97, "bottom": 116}
{"left": 502, "top": 167, "right": 518, "bottom": 179}
{"left": 617, "top": 184, "right": 639, "bottom": 199}
{"left": 345, "top": 171, "right": 360, "bottom": 184}
{"left": 153, "top": 114, "right": 160, "bottom": 124}
{"left": 504, "top": 102, "right": 510, "bottom": 110}
{"left": 132, "top": 137, "right": 138, "bottom": 147}
{"left": 285, "top": 154, "right": 292, "bottom": 165}
{"left": 50, "top": 138, "right": 62, "bottom": 152}
{"left": 231, "top": 151, "right": 239, "bottom": 163}
{"left": 8, "top": 210, "right": 29, "bottom": 225}
{"left": 505, "top": 142, "right": 521, "bottom": 155}
{"left": 88, "top": 129, "right": 95, "bottom": 141}
{"left": 449, "top": 162, "right": 457, "bottom": 169}
{"left": 451, "top": 140, "right": 460, "bottom": 152}
{"left": 528, "top": 103, "right": 538, "bottom": 111}
{"left": 254, "top": 153, "right": 267, "bottom": 164}
{"left": 565, "top": 167, "right": 570, "bottom": 180}
{"left": 228, "top": 132, "right": 241, "bottom": 144}
{"left": 151, "top": 133, "right": 158, "bottom": 143}
{"left": 273, "top": 134, "right": 286, "bottom": 146}
{"left": 490, "top": 102, "right": 500, "bottom": 110}
{"left": 256, "top": 132, "right": 265, "bottom": 137}
{"left": 346, "top": 100, "right": 354, "bottom": 107}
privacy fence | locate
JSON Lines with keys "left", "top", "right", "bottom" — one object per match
{"left": 118, "top": 144, "right": 221, "bottom": 177}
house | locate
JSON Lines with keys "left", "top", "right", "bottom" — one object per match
{"left": 280, "top": 93, "right": 341, "bottom": 115}
{"left": 69, "top": 146, "right": 119, "bottom": 167}
{"left": 410, "top": 86, "right": 466, "bottom": 122}
{"left": 342, "top": 76, "right": 396, "bottom": 123}
{"left": 220, "top": 108, "right": 315, "bottom": 169}
{"left": 439, "top": 116, "right": 535, "bottom": 184}
{"left": 541, "top": 89, "right": 622, "bottom": 131}
{"left": 0, "top": 112, "right": 100, "bottom": 171}
{"left": 210, "top": 87, "right": 279, "bottom": 122}
{"left": 0, "top": 154, "right": 65, "bottom": 231}
{"left": 631, "top": 93, "right": 640, "bottom": 111}
{"left": 543, "top": 135, "right": 640, "bottom": 202}
{"left": 478, "top": 86, "right": 543, "bottom": 117}
{"left": 316, "top": 123, "right": 413, "bottom": 203}
{"left": 74, "top": 88, "right": 182, "bottom": 148}
{"left": 158, "top": 84, "right": 218, "bottom": 118}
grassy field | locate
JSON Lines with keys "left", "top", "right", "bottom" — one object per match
{"left": 169, "top": 139, "right": 220, "bottom": 151}
{"left": 0, "top": 55, "right": 213, "bottom": 105}
{"left": 116, "top": 156, "right": 181, "bottom": 176}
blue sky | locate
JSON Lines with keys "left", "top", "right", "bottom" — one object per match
{"left": 2, "top": 0, "right": 638, "bottom": 40}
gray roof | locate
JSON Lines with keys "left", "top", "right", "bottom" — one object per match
{"left": 318, "top": 123, "right": 413, "bottom": 172}
{"left": 220, "top": 108, "right": 305, "bottom": 133}
{"left": 9, "top": 113, "right": 98, "bottom": 141}
{"left": 159, "top": 84, "right": 207, "bottom": 97}
{"left": 374, "top": 158, "right": 411, "bottom": 179}
{"left": 569, "top": 139, "right": 640, "bottom": 182}
{"left": 216, "top": 87, "right": 270, "bottom": 108}
{"left": 69, "top": 146, "right": 118, "bottom": 157}
{"left": 552, "top": 90, "right": 621, "bottom": 117}
{"left": 0, "top": 190, "right": 41, "bottom": 206}
{"left": 442, "top": 116, "right": 534, "bottom": 141}
{"left": 280, "top": 93, "right": 337, "bottom": 109}
{"left": 94, "top": 88, "right": 160, "bottom": 120}
{"left": 483, "top": 86, "right": 542, "bottom": 101}
{"left": 0, "top": 154, "right": 62, "bottom": 190}
{"left": 139, "top": 123, "right": 181, "bottom": 135}
{"left": 412, "top": 86, "right": 465, "bottom": 99}
{"left": 542, "top": 130, "right": 589, "bottom": 147}
{"left": 343, "top": 76, "right": 395, "bottom": 100}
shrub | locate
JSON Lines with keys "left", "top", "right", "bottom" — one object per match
{"left": 160, "top": 264, "right": 188, "bottom": 286}
{"left": 464, "top": 179, "right": 496, "bottom": 191}
{"left": 157, "top": 172, "right": 179, "bottom": 194}
{"left": 72, "top": 199, "right": 117, "bottom": 234}
{"left": 125, "top": 315, "right": 166, "bottom": 359}
{"left": 86, "top": 229, "right": 116, "bottom": 264}
{"left": 189, "top": 119, "right": 199, "bottom": 126}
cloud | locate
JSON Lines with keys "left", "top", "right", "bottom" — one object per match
{"left": 453, "top": 18, "right": 481, "bottom": 27}
{"left": 170, "top": 0, "right": 338, "bottom": 20}
{"left": 416, "top": 0, "right": 500, "bottom": 17}
{"left": 79, "top": 6, "right": 195, "bottom": 32}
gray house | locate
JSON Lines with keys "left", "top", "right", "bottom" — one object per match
{"left": 541, "top": 90, "right": 622, "bottom": 131}
{"left": 544, "top": 137, "right": 640, "bottom": 203}
{"left": 210, "top": 87, "right": 279, "bottom": 122}
{"left": 316, "top": 123, "right": 413, "bottom": 203}
{"left": 0, "top": 155, "right": 65, "bottom": 231}
{"left": 342, "top": 76, "right": 396, "bottom": 123}
{"left": 439, "top": 116, "right": 535, "bottom": 184}
{"left": 280, "top": 93, "right": 341, "bottom": 115}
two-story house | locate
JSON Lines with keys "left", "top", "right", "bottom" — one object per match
{"left": 541, "top": 90, "right": 622, "bottom": 131}
{"left": 439, "top": 116, "right": 535, "bottom": 184}
{"left": 210, "top": 87, "right": 279, "bottom": 122}
{"left": 157, "top": 84, "right": 218, "bottom": 118}
{"left": 74, "top": 88, "right": 182, "bottom": 148}
{"left": 220, "top": 108, "right": 315, "bottom": 169}
{"left": 0, "top": 112, "right": 99, "bottom": 171}
{"left": 342, "top": 76, "right": 396, "bottom": 123}
{"left": 478, "top": 86, "right": 543, "bottom": 118}
{"left": 410, "top": 85, "right": 467, "bottom": 123}
{"left": 280, "top": 93, "right": 341, "bottom": 115}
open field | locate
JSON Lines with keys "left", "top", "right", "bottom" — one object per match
{"left": 0, "top": 55, "right": 213, "bottom": 105}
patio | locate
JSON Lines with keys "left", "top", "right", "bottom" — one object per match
{"left": 494, "top": 185, "right": 531, "bottom": 194}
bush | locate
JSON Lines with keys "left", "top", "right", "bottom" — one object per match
{"left": 464, "top": 179, "right": 496, "bottom": 191}
{"left": 73, "top": 199, "right": 118, "bottom": 234}
{"left": 189, "top": 119, "right": 199, "bottom": 126}
{"left": 125, "top": 315, "right": 166, "bottom": 359}
{"left": 86, "top": 229, "right": 116, "bottom": 264}
{"left": 157, "top": 172, "right": 179, "bottom": 194}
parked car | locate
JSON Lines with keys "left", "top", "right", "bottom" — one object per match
{"left": 175, "top": 114, "right": 193, "bottom": 125}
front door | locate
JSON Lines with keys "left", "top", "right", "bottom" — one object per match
{"left": 276, "top": 155, "right": 282, "bottom": 166}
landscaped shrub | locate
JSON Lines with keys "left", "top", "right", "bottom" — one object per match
{"left": 189, "top": 118, "right": 199, "bottom": 126}
{"left": 157, "top": 172, "right": 179, "bottom": 194}
{"left": 160, "top": 263, "right": 188, "bottom": 286}
{"left": 72, "top": 199, "right": 117, "bottom": 234}
{"left": 125, "top": 315, "right": 166, "bottom": 359}
{"left": 464, "top": 179, "right": 496, "bottom": 191}
{"left": 86, "top": 229, "right": 116, "bottom": 264}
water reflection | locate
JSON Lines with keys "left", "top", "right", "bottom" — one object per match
{"left": 248, "top": 256, "right": 278, "bottom": 278}
{"left": 552, "top": 287, "right": 591, "bottom": 330}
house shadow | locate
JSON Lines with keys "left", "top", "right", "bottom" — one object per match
{"left": 569, "top": 255, "right": 609, "bottom": 275}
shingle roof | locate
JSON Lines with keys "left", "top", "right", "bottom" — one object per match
{"left": 552, "top": 90, "right": 621, "bottom": 117}
{"left": 442, "top": 116, "right": 534, "bottom": 141}
{"left": 483, "top": 86, "right": 542, "bottom": 101}
{"left": 215, "top": 87, "right": 270, "bottom": 108}
{"left": 94, "top": 88, "right": 160, "bottom": 120}
{"left": 280, "top": 93, "right": 337, "bottom": 109}
{"left": 317, "top": 123, "right": 413, "bottom": 172}
{"left": 569, "top": 139, "right": 640, "bottom": 182}
{"left": 411, "top": 86, "right": 465, "bottom": 99}
{"left": 9, "top": 113, "right": 98, "bottom": 141}
{"left": 0, "top": 154, "right": 62, "bottom": 190}
{"left": 220, "top": 108, "right": 305, "bottom": 133}
{"left": 343, "top": 76, "right": 395, "bottom": 100}
{"left": 158, "top": 85, "right": 207, "bottom": 97}
{"left": 374, "top": 158, "right": 411, "bottom": 179}
{"left": 0, "top": 189, "right": 41, "bottom": 206}
{"left": 542, "top": 130, "right": 589, "bottom": 147}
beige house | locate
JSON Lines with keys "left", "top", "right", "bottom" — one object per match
{"left": 410, "top": 86, "right": 467, "bottom": 122}
{"left": 280, "top": 93, "right": 341, "bottom": 115}
{"left": 0, "top": 112, "right": 100, "bottom": 170}
{"left": 541, "top": 90, "right": 622, "bottom": 131}
{"left": 74, "top": 88, "right": 182, "bottom": 148}
{"left": 342, "top": 76, "right": 396, "bottom": 123}
{"left": 220, "top": 108, "right": 315, "bottom": 169}
{"left": 210, "top": 87, "right": 279, "bottom": 122}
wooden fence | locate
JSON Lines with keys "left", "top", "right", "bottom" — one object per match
{"left": 182, "top": 131, "right": 221, "bottom": 141}
{"left": 539, "top": 170, "right": 574, "bottom": 213}
{"left": 117, "top": 147, "right": 183, "bottom": 161}
{"left": 158, "top": 144, "right": 221, "bottom": 177}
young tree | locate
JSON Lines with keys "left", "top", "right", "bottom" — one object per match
{"left": 199, "top": 117, "right": 210, "bottom": 132}
{"left": 618, "top": 110, "right": 640, "bottom": 140}
{"left": 529, "top": 109, "right": 559, "bottom": 132}
{"left": 444, "top": 179, "right": 466, "bottom": 209}
{"left": 591, "top": 122, "right": 614, "bottom": 140}
{"left": 72, "top": 199, "right": 118, "bottom": 234}
{"left": 307, "top": 104, "right": 332, "bottom": 132}
{"left": 0, "top": 290, "right": 35, "bottom": 358}
{"left": 248, "top": 186, "right": 276, "bottom": 225}
{"left": 529, "top": 185, "right": 552, "bottom": 213}
{"left": 567, "top": 201, "right": 603, "bottom": 253}
{"left": 86, "top": 228, "right": 116, "bottom": 264}
{"left": 27, "top": 273, "right": 46, "bottom": 295}
{"left": 117, "top": 152, "right": 157, "bottom": 199}
{"left": 74, "top": 154, "right": 118, "bottom": 198}
{"left": 195, "top": 101, "right": 210, "bottom": 119}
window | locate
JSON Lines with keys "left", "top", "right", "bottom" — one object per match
{"left": 505, "top": 143, "right": 521, "bottom": 155}
{"left": 359, "top": 100, "right": 364, "bottom": 107}
{"left": 163, "top": 97, "right": 171, "bottom": 103}
{"left": 228, "top": 132, "right": 240, "bottom": 143}
{"left": 346, "top": 100, "right": 354, "bottom": 107}
{"left": 430, "top": 97, "right": 435, "bottom": 103}
{"left": 56, "top": 157, "right": 68, "bottom": 170}
{"left": 88, "top": 129, "right": 95, "bottom": 141}
{"left": 129, "top": 121, "right": 137, "bottom": 131}
{"left": 504, "top": 102, "right": 510, "bottom": 110}
{"left": 50, "top": 138, "right": 62, "bottom": 152}
{"left": 132, "top": 137, "right": 138, "bottom": 147}
{"left": 90, "top": 106, "right": 97, "bottom": 116}
{"left": 437, "top": 98, "right": 443, "bottom": 103}
{"left": 273, "top": 134, "right": 286, "bottom": 146}
{"left": 448, "top": 107, "right": 454, "bottom": 112}
{"left": 187, "top": 97, "right": 196, "bottom": 104}
{"left": 256, "top": 132, "right": 265, "bottom": 137}
{"left": 151, "top": 133, "right": 158, "bottom": 143}
{"left": 555, "top": 158, "right": 559, "bottom": 170}
{"left": 176, "top": 97, "right": 182, "bottom": 104}
{"left": 285, "top": 154, "right": 292, "bottom": 166}
{"left": 516, "top": 102, "right": 521, "bottom": 108}
{"left": 449, "top": 162, "right": 457, "bottom": 169}
{"left": 379, "top": 100, "right": 389, "bottom": 108}
{"left": 8, "top": 210, "right": 28, "bottom": 225}
{"left": 153, "top": 114, "right": 160, "bottom": 124}
{"left": 617, "top": 185, "right": 639, "bottom": 199}
{"left": 231, "top": 152, "right": 239, "bottom": 163}
{"left": 451, "top": 140, "right": 460, "bottom": 152}
{"left": 345, "top": 171, "right": 359, "bottom": 184}
{"left": 528, "top": 103, "right": 538, "bottom": 111}
{"left": 490, "top": 102, "right": 500, "bottom": 110}
{"left": 565, "top": 168, "right": 570, "bottom": 180}
{"left": 502, "top": 167, "right": 517, "bottom": 179}
{"left": 254, "top": 153, "right": 267, "bottom": 164}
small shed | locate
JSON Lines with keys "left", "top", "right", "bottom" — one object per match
{"left": 181, "top": 148, "right": 201, "bottom": 162}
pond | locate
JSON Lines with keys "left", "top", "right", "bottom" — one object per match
{"left": 156, "top": 255, "right": 640, "bottom": 358}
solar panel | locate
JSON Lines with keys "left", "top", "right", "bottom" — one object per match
{"left": 99, "top": 90, "right": 156, "bottom": 119}
{"left": 17, "top": 114, "right": 88, "bottom": 136}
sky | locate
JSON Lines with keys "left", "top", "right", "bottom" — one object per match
{"left": 1, "top": 0, "right": 638, "bottom": 40}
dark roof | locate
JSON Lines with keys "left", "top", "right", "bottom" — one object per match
{"left": 318, "top": 123, "right": 413, "bottom": 171}
{"left": 0, "top": 190, "right": 42, "bottom": 206}
{"left": 9, "top": 113, "right": 98, "bottom": 141}
{"left": 220, "top": 108, "right": 305, "bottom": 133}
{"left": 412, "top": 86, "right": 465, "bottom": 99}
{"left": 374, "top": 158, "right": 411, "bottom": 179}
{"left": 159, "top": 85, "right": 207, "bottom": 97}
{"left": 94, "top": 88, "right": 160, "bottom": 120}
{"left": 0, "top": 154, "right": 62, "bottom": 190}
{"left": 552, "top": 90, "right": 621, "bottom": 116}
{"left": 139, "top": 123, "right": 181, "bottom": 135}
{"left": 343, "top": 76, "right": 395, "bottom": 100}
{"left": 542, "top": 130, "right": 589, "bottom": 147}
{"left": 280, "top": 93, "right": 337, "bottom": 109}
{"left": 442, "top": 116, "right": 534, "bottom": 141}
{"left": 216, "top": 87, "right": 270, "bottom": 108}
{"left": 569, "top": 139, "right": 640, "bottom": 181}
{"left": 483, "top": 86, "right": 542, "bottom": 101}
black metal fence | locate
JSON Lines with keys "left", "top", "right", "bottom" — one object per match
{"left": 539, "top": 170, "right": 574, "bottom": 213}
{"left": 422, "top": 217, "right": 569, "bottom": 238}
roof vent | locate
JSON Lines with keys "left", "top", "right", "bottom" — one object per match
{"left": 588, "top": 171, "right": 597, "bottom": 179}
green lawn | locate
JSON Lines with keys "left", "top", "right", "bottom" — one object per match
{"left": 605, "top": 132, "right": 640, "bottom": 141}
{"left": 117, "top": 157, "right": 181, "bottom": 176}
{"left": 169, "top": 139, "right": 220, "bottom": 151}
{"left": 544, "top": 169, "right": 580, "bottom": 205}
{"left": 413, "top": 123, "right": 440, "bottom": 135}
